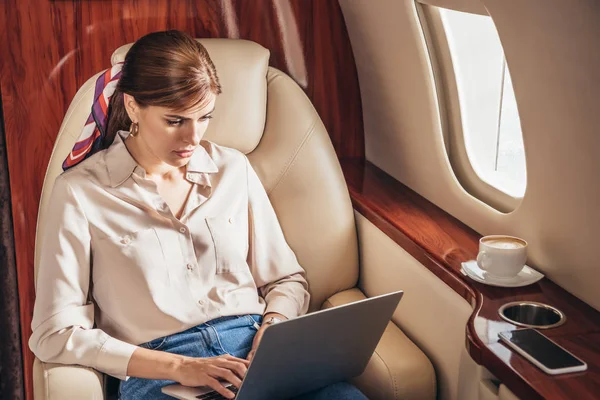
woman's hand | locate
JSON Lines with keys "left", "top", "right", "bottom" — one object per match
{"left": 246, "top": 313, "right": 287, "bottom": 362}
{"left": 174, "top": 354, "right": 250, "bottom": 399}
{"left": 246, "top": 325, "right": 266, "bottom": 363}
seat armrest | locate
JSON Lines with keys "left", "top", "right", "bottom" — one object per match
{"left": 323, "top": 288, "right": 437, "bottom": 400}
{"left": 33, "top": 357, "right": 105, "bottom": 400}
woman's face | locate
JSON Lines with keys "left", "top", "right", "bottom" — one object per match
{"left": 124, "top": 93, "right": 217, "bottom": 170}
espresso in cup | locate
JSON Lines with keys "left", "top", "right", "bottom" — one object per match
{"left": 477, "top": 235, "right": 528, "bottom": 278}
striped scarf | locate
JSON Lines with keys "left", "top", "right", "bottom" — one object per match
{"left": 62, "top": 62, "right": 123, "bottom": 171}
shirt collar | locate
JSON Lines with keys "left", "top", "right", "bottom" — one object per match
{"left": 106, "top": 131, "right": 219, "bottom": 188}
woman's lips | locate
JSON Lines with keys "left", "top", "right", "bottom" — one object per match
{"left": 174, "top": 149, "right": 194, "bottom": 158}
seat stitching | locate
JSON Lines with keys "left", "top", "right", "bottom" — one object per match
{"left": 374, "top": 347, "right": 399, "bottom": 400}
{"left": 267, "top": 106, "right": 318, "bottom": 195}
{"left": 267, "top": 117, "right": 318, "bottom": 195}
{"left": 268, "top": 116, "right": 317, "bottom": 195}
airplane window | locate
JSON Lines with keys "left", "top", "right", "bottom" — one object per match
{"left": 435, "top": 8, "right": 527, "bottom": 198}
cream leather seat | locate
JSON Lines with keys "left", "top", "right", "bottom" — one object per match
{"left": 33, "top": 38, "right": 436, "bottom": 400}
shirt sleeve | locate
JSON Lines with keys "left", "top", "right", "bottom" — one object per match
{"left": 245, "top": 156, "right": 310, "bottom": 319}
{"left": 29, "top": 175, "right": 138, "bottom": 381}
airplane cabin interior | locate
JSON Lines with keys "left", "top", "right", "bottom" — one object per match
{"left": 0, "top": 0, "right": 599, "bottom": 399}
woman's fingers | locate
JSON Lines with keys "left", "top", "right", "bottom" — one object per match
{"left": 214, "top": 358, "right": 248, "bottom": 379}
{"left": 210, "top": 366, "right": 243, "bottom": 388}
{"left": 204, "top": 376, "right": 236, "bottom": 399}
{"left": 222, "top": 353, "right": 250, "bottom": 365}
{"left": 177, "top": 355, "right": 250, "bottom": 394}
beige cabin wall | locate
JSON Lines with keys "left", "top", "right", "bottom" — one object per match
{"left": 339, "top": 0, "right": 600, "bottom": 311}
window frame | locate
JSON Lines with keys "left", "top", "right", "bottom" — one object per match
{"left": 416, "top": 3, "right": 525, "bottom": 212}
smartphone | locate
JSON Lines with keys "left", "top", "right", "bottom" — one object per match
{"left": 498, "top": 329, "right": 587, "bottom": 375}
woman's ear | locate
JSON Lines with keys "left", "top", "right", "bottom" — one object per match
{"left": 123, "top": 93, "right": 140, "bottom": 123}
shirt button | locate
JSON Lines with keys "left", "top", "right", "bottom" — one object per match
{"left": 179, "top": 227, "right": 187, "bottom": 234}
{"left": 198, "top": 300, "right": 204, "bottom": 305}
{"left": 121, "top": 236, "right": 131, "bottom": 245}
{"left": 186, "top": 263, "right": 194, "bottom": 271}
{"left": 228, "top": 217, "right": 234, "bottom": 224}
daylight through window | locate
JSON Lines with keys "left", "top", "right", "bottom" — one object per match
{"left": 438, "top": 8, "right": 527, "bottom": 197}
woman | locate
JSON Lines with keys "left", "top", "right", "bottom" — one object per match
{"left": 29, "top": 30, "right": 367, "bottom": 400}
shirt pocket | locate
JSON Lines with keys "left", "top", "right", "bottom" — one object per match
{"left": 96, "top": 228, "right": 169, "bottom": 286}
{"left": 206, "top": 212, "right": 248, "bottom": 274}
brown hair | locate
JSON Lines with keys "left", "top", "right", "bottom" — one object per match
{"left": 104, "top": 30, "right": 221, "bottom": 148}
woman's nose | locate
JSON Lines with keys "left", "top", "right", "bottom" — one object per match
{"left": 184, "top": 123, "right": 203, "bottom": 145}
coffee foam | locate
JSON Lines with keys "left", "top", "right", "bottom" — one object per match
{"left": 484, "top": 238, "right": 525, "bottom": 250}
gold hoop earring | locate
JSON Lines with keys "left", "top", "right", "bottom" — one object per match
{"left": 129, "top": 122, "right": 139, "bottom": 137}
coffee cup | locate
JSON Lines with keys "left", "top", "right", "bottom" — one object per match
{"left": 476, "top": 235, "right": 528, "bottom": 278}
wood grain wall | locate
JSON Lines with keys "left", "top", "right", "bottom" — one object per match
{"left": 0, "top": 1, "right": 364, "bottom": 398}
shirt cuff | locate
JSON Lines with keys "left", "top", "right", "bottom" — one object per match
{"left": 264, "top": 295, "right": 301, "bottom": 320}
{"left": 95, "top": 336, "right": 138, "bottom": 381}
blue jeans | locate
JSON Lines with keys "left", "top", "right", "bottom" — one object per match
{"left": 119, "top": 315, "right": 367, "bottom": 399}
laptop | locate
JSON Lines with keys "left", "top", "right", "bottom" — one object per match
{"left": 162, "top": 290, "right": 403, "bottom": 400}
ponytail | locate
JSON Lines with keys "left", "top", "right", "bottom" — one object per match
{"left": 103, "top": 88, "right": 131, "bottom": 149}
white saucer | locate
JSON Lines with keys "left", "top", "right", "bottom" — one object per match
{"left": 460, "top": 260, "right": 544, "bottom": 288}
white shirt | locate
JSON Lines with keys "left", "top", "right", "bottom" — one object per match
{"left": 29, "top": 131, "right": 310, "bottom": 380}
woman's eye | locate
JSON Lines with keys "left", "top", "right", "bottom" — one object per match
{"left": 201, "top": 115, "right": 213, "bottom": 121}
{"left": 167, "top": 119, "right": 183, "bottom": 126}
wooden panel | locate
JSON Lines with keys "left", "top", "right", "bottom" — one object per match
{"left": 341, "top": 158, "right": 600, "bottom": 400}
{"left": 0, "top": 1, "right": 364, "bottom": 399}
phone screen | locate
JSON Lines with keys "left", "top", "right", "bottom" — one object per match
{"left": 500, "top": 329, "right": 585, "bottom": 370}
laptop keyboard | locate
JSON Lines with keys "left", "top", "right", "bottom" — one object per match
{"left": 196, "top": 386, "right": 239, "bottom": 399}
